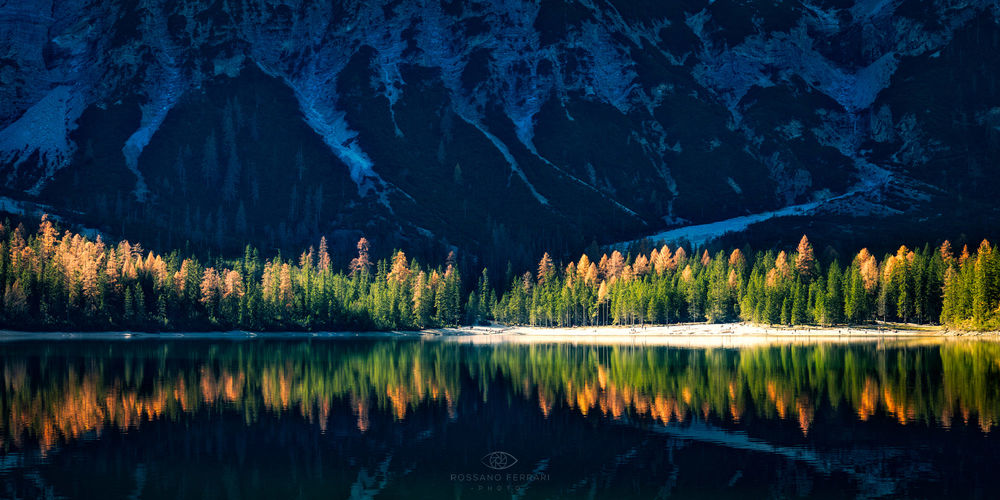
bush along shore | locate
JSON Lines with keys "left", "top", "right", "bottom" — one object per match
{"left": 0, "top": 216, "right": 997, "bottom": 332}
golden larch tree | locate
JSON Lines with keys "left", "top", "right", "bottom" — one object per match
{"left": 350, "top": 237, "right": 372, "bottom": 276}
{"left": 794, "top": 235, "right": 815, "bottom": 278}
{"left": 318, "top": 236, "right": 331, "bottom": 272}
{"left": 672, "top": 247, "right": 687, "bottom": 269}
{"left": 585, "top": 263, "right": 598, "bottom": 284}
{"left": 655, "top": 245, "right": 673, "bottom": 274}
{"left": 389, "top": 250, "right": 410, "bottom": 284}
{"left": 537, "top": 252, "right": 555, "bottom": 283}
{"left": 200, "top": 268, "right": 223, "bottom": 305}
{"left": 633, "top": 254, "right": 650, "bottom": 276}
{"left": 279, "top": 263, "right": 294, "bottom": 308}
{"left": 577, "top": 254, "right": 591, "bottom": 278}
{"left": 607, "top": 251, "right": 626, "bottom": 281}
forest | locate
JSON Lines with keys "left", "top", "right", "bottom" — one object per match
{"left": 0, "top": 215, "right": 997, "bottom": 331}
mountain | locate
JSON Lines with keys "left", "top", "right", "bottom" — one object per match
{"left": 2, "top": 0, "right": 999, "bottom": 268}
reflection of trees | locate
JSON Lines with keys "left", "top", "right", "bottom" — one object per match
{"left": 2, "top": 341, "right": 999, "bottom": 453}
{"left": 0, "top": 341, "right": 463, "bottom": 452}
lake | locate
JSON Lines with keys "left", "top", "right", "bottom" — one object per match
{"left": 1, "top": 336, "right": 999, "bottom": 498}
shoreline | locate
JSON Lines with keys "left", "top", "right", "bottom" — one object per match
{"left": 428, "top": 323, "right": 1000, "bottom": 347}
{"left": 1, "top": 322, "right": 996, "bottom": 344}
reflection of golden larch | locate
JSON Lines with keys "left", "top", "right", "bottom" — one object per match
{"left": 610, "top": 389, "right": 625, "bottom": 420}
{"left": 682, "top": 387, "right": 692, "bottom": 405}
{"left": 980, "top": 415, "right": 993, "bottom": 433}
{"left": 223, "top": 372, "right": 244, "bottom": 402}
{"left": 354, "top": 398, "right": 370, "bottom": 433}
{"left": 577, "top": 394, "right": 590, "bottom": 416}
{"left": 387, "top": 385, "right": 409, "bottom": 420}
{"left": 621, "top": 386, "right": 633, "bottom": 407}
{"left": 858, "top": 378, "right": 878, "bottom": 421}
{"left": 653, "top": 395, "right": 669, "bottom": 424}
{"left": 40, "top": 422, "right": 56, "bottom": 456}
{"left": 597, "top": 365, "right": 608, "bottom": 390}
{"left": 768, "top": 382, "right": 787, "bottom": 419}
{"left": 775, "top": 399, "right": 787, "bottom": 420}
{"left": 576, "top": 383, "right": 598, "bottom": 416}
{"left": 634, "top": 394, "right": 650, "bottom": 415}
{"left": 278, "top": 372, "right": 291, "bottom": 409}
{"left": 200, "top": 367, "right": 217, "bottom": 403}
{"left": 260, "top": 373, "right": 275, "bottom": 408}
{"left": 537, "top": 391, "right": 553, "bottom": 418}
{"left": 882, "top": 387, "right": 908, "bottom": 425}
{"left": 940, "top": 405, "right": 953, "bottom": 429}
{"left": 318, "top": 399, "right": 331, "bottom": 433}
{"left": 174, "top": 376, "right": 189, "bottom": 412}
{"left": 797, "top": 396, "right": 814, "bottom": 436}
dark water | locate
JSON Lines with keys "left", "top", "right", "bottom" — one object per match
{"left": 1, "top": 337, "right": 999, "bottom": 499}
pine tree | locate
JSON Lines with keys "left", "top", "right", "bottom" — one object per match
{"left": 781, "top": 295, "right": 792, "bottom": 325}
{"left": 706, "top": 253, "right": 733, "bottom": 322}
{"left": 476, "top": 268, "right": 495, "bottom": 324}
{"left": 972, "top": 240, "right": 997, "bottom": 327}
{"left": 791, "top": 281, "right": 809, "bottom": 325}
{"left": 824, "top": 262, "right": 844, "bottom": 325}
{"left": 941, "top": 266, "right": 960, "bottom": 325}
{"left": 844, "top": 264, "right": 866, "bottom": 323}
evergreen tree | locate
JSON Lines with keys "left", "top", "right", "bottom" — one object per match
{"left": 823, "top": 262, "right": 844, "bottom": 325}
{"left": 706, "top": 253, "right": 733, "bottom": 322}
{"left": 791, "top": 280, "right": 809, "bottom": 325}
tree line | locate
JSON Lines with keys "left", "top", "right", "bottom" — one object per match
{"left": 494, "top": 235, "right": 1000, "bottom": 330}
{"left": 0, "top": 216, "right": 471, "bottom": 331}
{"left": 0, "top": 216, "right": 997, "bottom": 331}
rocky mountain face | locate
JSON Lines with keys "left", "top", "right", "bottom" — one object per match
{"left": 1, "top": 0, "right": 999, "bottom": 267}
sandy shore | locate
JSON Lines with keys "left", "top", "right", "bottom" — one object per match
{"left": 428, "top": 322, "right": 998, "bottom": 347}
{"left": 2, "top": 323, "right": 995, "bottom": 346}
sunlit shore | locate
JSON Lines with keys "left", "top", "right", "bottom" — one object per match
{"left": 3, "top": 322, "right": 992, "bottom": 345}
{"left": 429, "top": 322, "right": 999, "bottom": 347}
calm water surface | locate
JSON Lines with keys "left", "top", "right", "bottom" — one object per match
{"left": 1, "top": 336, "right": 999, "bottom": 499}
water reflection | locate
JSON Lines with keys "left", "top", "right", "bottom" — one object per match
{"left": 4, "top": 340, "right": 1000, "bottom": 451}
{"left": 1, "top": 338, "right": 999, "bottom": 498}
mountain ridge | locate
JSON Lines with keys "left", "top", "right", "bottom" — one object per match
{"left": 1, "top": 0, "right": 998, "bottom": 268}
